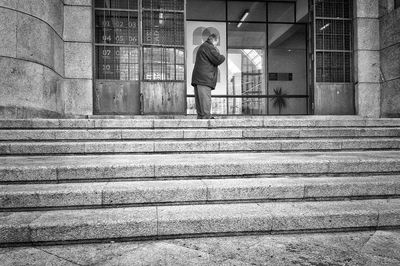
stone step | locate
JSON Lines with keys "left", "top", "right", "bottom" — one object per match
{"left": 0, "top": 138, "right": 399, "bottom": 155}
{"left": 1, "top": 175, "right": 399, "bottom": 210}
{"left": 1, "top": 198, "right": 399, "bottom": 245}
{"left": 1, "top": 118, "right": 400, "bottom": 129}
{"left": 0, "top": 127, "right": 399, "bottom": 141}
{"left": 1, "top": 151, "right": 400, "bottom": 183}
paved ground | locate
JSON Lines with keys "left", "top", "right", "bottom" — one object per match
{"left": 0, "top": 230, "right": 399, "bottom": 265}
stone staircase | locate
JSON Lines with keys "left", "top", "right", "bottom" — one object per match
{"left": 1, "top": 116, "right": 400, "bottom": 246}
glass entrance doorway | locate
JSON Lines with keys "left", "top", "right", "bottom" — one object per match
{"left": 186, "top": 0, "right": 310, "bottom": 115}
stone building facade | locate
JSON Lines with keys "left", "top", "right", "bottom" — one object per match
{"left": 0, "top": 0, "right": 398, "bottom": 118}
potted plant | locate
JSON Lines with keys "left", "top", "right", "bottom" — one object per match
{"left": 271, "top": 87, "right": 287, "bottom": 115}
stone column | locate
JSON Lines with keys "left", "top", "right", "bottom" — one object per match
{"left": 60, "top": 0, "right": 93, "bottom": 116}
{"left": 354, "top": 0, "right": 381, "bottom": 117}
{"left": 0, "top": 0, "right": 64, "bottom": 118}
{"left": 379, "top": 0, "right": 400, "bottom": 117}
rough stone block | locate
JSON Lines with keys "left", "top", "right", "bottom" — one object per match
{"left": 9, "top": 142, "right": 85, "bottom": 155}
{"left": 0, "top": 212, "right": 41, "bottom": 243}
{"left": 64, "top": 0, "right": 92, "bottom": 5}
{"left": 57, "top": 79, "right": 93, "bottom": 116}
{"left": 64, "top": 42, "right": 93, "bottom": 79}
{"left": 0, "top": 8, "right": 16, "bottom": 57}
{"left": 209, "top": 119, "right": 263, "bottom": 128}
{"left": 280, "top": 140, "right": 342, "bottom": 151}
{"left": 122, "top": 129, "right": 183, "bottom": 139}
{"left": 94, "top": 119, "right": 154, "bottom": 128}
{"left": 103, "top": 180, "right": 207, "bottom": 205}
{"left": 153, "top": 119, "right": 209, "bottom": 128}
{"left": 381, "top": 79, "right": 400, "bottom": 117}
{"left": 55, "top": 129, "right": 121, "bottom": 140}
{"left": 155, "top": 141, "right": 219, "bottom": 152}
{"left": 30, "top": 207, "right": 158, "bottom": 242}
{"left": 157, "top": 204, "right": 273, "bottom": 235}
{"left": 380, "top": 7, "right": 400, "bottom": 49}
{"left": 219, "top": 140, "right": 282, "bottom": 151}
{"left": 204, "top": 178, "right": 304, "bottom": 201}
{"left": 0, "top": 166, "right": 57, "bottom": 182}
{"left": 355, "top": 83, "right": 381, "bottom": 118}
{"left": 0, "top": 183, "right": 104, "bottom": 208}
{"left": 243, "top": 129, "right": 300, "bottom": 138}
{"left": 341, "top": 139, "right": 400, "bottom": 149}
{"left": 355, "top": 18, "right": 380, "bottom": 50}
{"left": 64, "top": 5, "right": 92, "bottom": 42}
{"left": 16, "top": 13, "right": 63, "bottom": 75}
{"left": 0, "top": 0, "right": 17, "bottom": 9}
{"left": 262, "top": 201, "right": 379, "bottom": 231}
{"left": 183, "top": 129, "right": 242, "bottom": 139}
{"left": 84, "top": 141, "right": 154, "bottom": 153}
{"left": 356, "top": 0, "right": 379, "bottom": 18}
{"left": 303, "top": 176, "right": 397, "bottom": 198}
{"left": 380, "top": 43, "right": 400, "bottom": 81}
{"left": 17, "top": 0, "right": 64, "bottom": 36}
{"left": 56, "top": 164, "right": 154, "bottom": 181}
{"left": 0, "top": 130, "right": 55, "bottom": 140}
{"left": 354, "top": 50, "right": 380, "bottom": 83}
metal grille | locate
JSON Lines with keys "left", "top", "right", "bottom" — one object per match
{"left": 142, "top": 0, "right": 185, "bottom": 81}
{"left": 95, "top": 3, "right": 139, "bottom": 80}
{"left": 315, "top": 0, "right": 352, "bottom": 83}
{"left": 94, "top": 0, "right": 185, "bottom": 81}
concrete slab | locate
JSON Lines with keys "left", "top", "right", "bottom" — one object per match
{"left": 29, "top": 207, "right": 158, "bottom": 242}
{"left": 1, "top": 151, "right": 400, "bottom": 182}
{"left": 102, "top": 180, "right": 207, "bottom": 205}
{"left": 157, "top": 203, "right": 273, "bottom": 236}
{"left": 2, "top": 230, "right": 400, "bottom": 265}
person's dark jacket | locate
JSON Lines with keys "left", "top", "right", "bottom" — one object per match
{"left": 191, "top": 40, "right": 225, "bottom": 90}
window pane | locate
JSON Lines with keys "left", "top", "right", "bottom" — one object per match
{"left": 227, "top": 1, "right": 266, "bottom": 22}
{"left": 268, "top": 24, "right": 307, "bottom": 114}
{"left": 187, "top": 0, "right": 226, "bottom": 21}
{"left": 268, "top": 2, "right": 295, "bottom": 22}
{"left": 95, "top": 0, "right": 138, "bottom": 10}
{"left": 96, "top": 46, "right": 139, "bottom": 80}
{"left": 228, "top": 23, "right": 267, "bottom": 115}
{"left": 95, "top": 10, "right": 138, "bottom": 45}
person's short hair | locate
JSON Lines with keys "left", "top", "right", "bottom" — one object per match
{"left": 207, "top": 34, "right": 218, "bottom": 42}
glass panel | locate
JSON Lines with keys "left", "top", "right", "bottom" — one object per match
{"left": 268, "top": 2, "right": 295, "bottom": 22}
{"left": 143, "top": 11, "right": 184, "bottom": 45}
{"left": 315, "top": 0, "right": 352, "bottom": 19}
{"left": 268, "top": 98, "right": 308, "bottom": 115}
{"left": 96, "top": 46, "right": 139, "bottom": 80}
{"left": 95, "top": 10, "right": 138, "bottom": 45}
{"left": 143, "top": 0, "right": 184, "bottom": 10}
{"left": 315, "top": 0, "right": 353, "bottom": 83}
{"left": 95, "top": 0, "right": 138, "bottom": 10}
{"left": 227, "top": 23, "right": 267, "bottom": 115}
{"left": 187, "top": 0, "right": 226, "bottom": 21}
{"left": 227, "top": 1, "right": 266, "bottom": 22}
{"left": 268, "top": 24, "right": 307, "bottom": 114}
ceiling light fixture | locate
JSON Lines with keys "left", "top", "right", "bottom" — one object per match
{"left": 237, "top": 10, "right": 249, "bottom": 28}
{"left": 320, "top": 23, "right": 330, "bottom": 31}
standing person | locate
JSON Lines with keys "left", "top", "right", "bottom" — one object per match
{"left": 191, "top": 34, "right": 225, "bottom": 119}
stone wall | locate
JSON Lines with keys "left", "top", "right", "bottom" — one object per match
{"left": 0, "top": 0, "right": 64, "bottom": 118}
{"left": 61, "top": 0, "right": 93, "bottom": 116}
{"left": 353, "top": 0, "right": 381, "bottom": 117}
{"left": 0, "top": 0, "right": 93, "bottom": 118}
{"left": 379, "top": 0, "right": 400, "bottom": 117}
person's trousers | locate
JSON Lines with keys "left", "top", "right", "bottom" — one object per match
{"left": 194, "top": 85, "right": 212, "bottom": 119}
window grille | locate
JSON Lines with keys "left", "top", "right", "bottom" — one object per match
{"left": 315, "top": 0, "right": 353, "bottom": 83}
{"left": 94, "top": 0, "right": 185, "bottom": 82}
{"left": 95, "top": 2, "right": 139, "bottom": 80}
{"left": 142, "top": 0, "right": 185, "bottom": 81}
